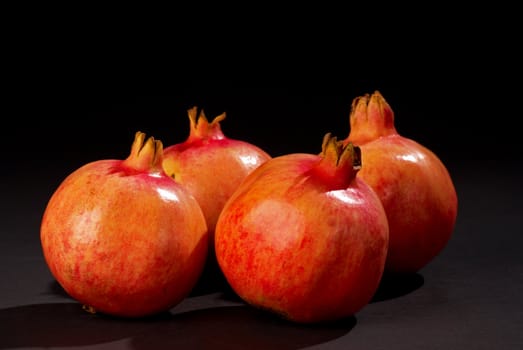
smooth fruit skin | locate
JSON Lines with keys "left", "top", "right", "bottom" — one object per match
{"left": 40, "top": 132, "right": 208, "bottom": 317}
{"left": 163, "top": 107, "right": 271, "bottom": 249}
{"left": 344, "top": 91, "right": 458, "bottom": 274}
{"left": 215, "top": 135, "right": 389, "bottom": 323}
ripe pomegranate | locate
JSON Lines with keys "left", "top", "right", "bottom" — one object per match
{"left": 40, "top": 131, "right": 208, "bottom": 317}
{"left": 162, "top": 107, "right": 271, "bottom": 262}
{"left": 342, "top": 91, "right": 458, "bottom": 274}
{"left": 214, "top": 133, "right": 389, "bottom": 324}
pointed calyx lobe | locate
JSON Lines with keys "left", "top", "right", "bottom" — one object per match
{"left": 122, "top": 131, "right": 165, "bottom": 173}
{"left": 187, "top": 106, "right": 226, "bottom": 143}
{"left": 310, "top": 133, "right": 361, "bottom": 190}
{"left": 344, "top": 90, "right": 398, "bottom": 145}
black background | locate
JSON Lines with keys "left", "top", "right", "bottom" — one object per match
{"left": 2, "top": 12, "right": 522, "bottom": 349}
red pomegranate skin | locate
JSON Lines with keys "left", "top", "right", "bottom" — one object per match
{"left": 162, "top": 107, "right": 271, "bottom": 249}
{"left": 215, "top": 135, "right": 389, "bottom": 323}
{"left": 40, "top": 132, "right": 208, "bottom": 317}
{"left": 343, "top": 91, "right": 458, "bottom": 274}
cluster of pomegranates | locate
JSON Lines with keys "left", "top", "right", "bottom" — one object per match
{"left": 40, "top": 91, "right": 458, "bottom": 323}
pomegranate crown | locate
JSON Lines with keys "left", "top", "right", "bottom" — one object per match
{"left": 123, "top": 131, "right": 164, "bottom": 172}
{"left": 310, "top": 132, "right": 361, "bottom": 190}
{"left": 321, "top": 132, "right": 361, "bottom": 171}
{"left": 345, "top": 90, "right": 397, "bottom": 144}
{"left": 187, "top": 106, "right": 226, "bottom": 141}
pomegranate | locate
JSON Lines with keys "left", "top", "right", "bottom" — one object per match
{"left": 214, "top": 133, "right": 389, "bottom": 324}
{"left": 162, "top": 107, "right": 271, "bottom": 256}
{"left": 40, "top": 131, "right": 208, "bottom": 317}
{"left": 342, "top": 91, "right": 458, "bottom": 274}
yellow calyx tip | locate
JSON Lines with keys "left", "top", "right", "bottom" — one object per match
{"left": 321, "top": 132, "right": 361, "bottom": 170}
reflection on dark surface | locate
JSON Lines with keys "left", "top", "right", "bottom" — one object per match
{"left": 0, "top": 303, "right": 355, "bottom": 349}
{"left": 371, "top": 272, "right": 424, "bottom": 302}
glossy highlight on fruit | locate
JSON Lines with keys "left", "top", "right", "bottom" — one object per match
{"left": 40, "top": 131, "right": 208, "bottom": 317}
{"left": 162, "top": 106, "right": 272, "bottom": 250}
{"left": 215, "top": 133, "right": 389, "bottom": 324}
{"left": 343, "top": 91, "right": 458, "bottom": 274}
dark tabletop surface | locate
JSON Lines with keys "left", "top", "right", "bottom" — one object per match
{"left": 2, "top": 78, "right": 522, "bottom": 349}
